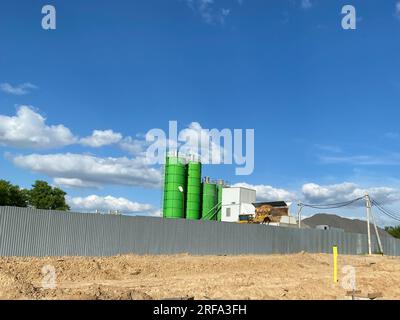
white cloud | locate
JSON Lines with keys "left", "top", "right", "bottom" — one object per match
{"left": 12, "top": 153, "right": 162, "bottom": 188}
{"left": 230, "top": 181, "right": 400, "bottom": 213}
{"left": 53, "top": 178, "right": 100, "bottom": 188}
{"left": 120, "top": 122, "right": 230, "bottom": 165}
{"left": 186, "top": 0, "right": 232, "bottom": 25}
{"left": 178, "top": 122, "right": 227, "bottom": 164}
{"left": 229, "top": 181, "right": 400, "bottom": 226}
{"left": 0, "top": 106, "right": 129, "bottom": 150}
{"left": 396, "top": 1, "right": 400, "bottom": 18}
{"left": 0, "top": 107, "right": 231, "bottom": 167}
{"left": 80, "top": 130, "right": 122, "bottom": 147}
{"left": 68, "top": 194, "right": 153, "bottom": 213}
{"left": 301, "top": 0, "right": 313, "bottom": 9}
{"left": 221, "top": 8, "right": 230, "bottom": 17}
{"left": 0, "top": 106, "right": 77, "bottom": 148}
{"left": 150, "top": 209, "right": 162, "bottom": 217}
{"left": 0, "top": 82, "right": 37, "bottom": 95}
{"left": 319, "top": 153, "right": 400, "bottom": 166}
{"left": 315, "top": 144, "right": 342, "bottom": 153}
{"left": 119, "top": 136, "right": 148, "bottom": 156}
{"left": 232, "top": 182, "right": 297, "bottom": 202}
{"left": 301, "top": 182, "right": 400, "bottom": 206}
{"left": 385, "top": 132, "right": 400, "bottom": 139}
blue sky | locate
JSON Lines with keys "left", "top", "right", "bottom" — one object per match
{"left": 1, "top": 0, "right": 400, "bottom": 225}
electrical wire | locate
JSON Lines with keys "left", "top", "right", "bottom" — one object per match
{"left": 373, "top": 206, "right": 400, "bottom": 223}
{"left": 371, "top": 199, "right": 400, "bottom": 222}
{"left": 371, "top": 200, "right": 400, "bottom": 222}
{"left": 372, "top": 199, "right": 400, "bottom": 217}
{"left": 299, "top": 196, "right": 365, "bottom": 209}
{"left": 371, "top": 199, "right": 398, "bottom": 217}
{"left": 296, "top": 194, "right": 400, "bottom": 224}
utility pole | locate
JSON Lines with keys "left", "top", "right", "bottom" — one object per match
{"left": 297, "top": 204, "right": 302, "bottom": 229}
{"left": 369, "top": 196, "right": 384, "bottom": 254}
{"left": 365, "top": 194, "right": 372, "bottom": 255}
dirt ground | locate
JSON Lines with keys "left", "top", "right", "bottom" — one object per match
{"left": 0, "top": 252, "right": 399, "bottom": 300}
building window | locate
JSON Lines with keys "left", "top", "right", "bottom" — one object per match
{"left": 226, "top": 208, "right": 231, "bottom": 217}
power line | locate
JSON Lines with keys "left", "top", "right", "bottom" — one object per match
{"left": 370, "top": 199, "right": 400, "bottom": 223}
{"left": 373, "top": 207, "right": 400, "bottom": 223}
{"left": 371, "top": 200, "right": 400, "bottom": 223}
{"left": 372, "top": 199, "right": 400, "bottom": 218}
{"left": 297, "top": 195, "right": 393, "bottom": 254}
{"left": 371, "top": 199, "right": 400, "bottom": 219}
{"left": 299, "top": 196, "right": 365, "bottom": 209}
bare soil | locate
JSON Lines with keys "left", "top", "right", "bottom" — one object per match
{"left": 0, "top": 253, "right": 399, "bottom": 300}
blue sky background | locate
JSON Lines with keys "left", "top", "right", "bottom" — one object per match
{"left": 1, "top": 0, "right": 400, "bottom": 225}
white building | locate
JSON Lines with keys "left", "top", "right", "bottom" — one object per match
{"left": 221, "top": 187, "right": 256, "bottom": 222}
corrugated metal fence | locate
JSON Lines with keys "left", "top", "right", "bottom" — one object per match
{"left": 1, "top": 206, "right": 399, "bottom": 257}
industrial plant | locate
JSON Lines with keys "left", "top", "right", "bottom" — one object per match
{"left": 162, "top": 154, "right": 297, "bottom": 227}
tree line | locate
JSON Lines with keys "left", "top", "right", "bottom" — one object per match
{"left": 0, "top": 180, "right": 69, "bottom": 211}
{"left": 385, "top": 226, "right": 400, "bottom": 240}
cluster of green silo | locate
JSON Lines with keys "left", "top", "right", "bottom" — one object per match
{"left": 162, "top": 155, "right": 225, "bottom": 221}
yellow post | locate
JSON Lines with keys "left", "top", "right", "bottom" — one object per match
{"left": 333, "top": 245, "right": 338, "bottom": 283}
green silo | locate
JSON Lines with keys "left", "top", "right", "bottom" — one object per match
{"left": 202, "top": 179, "right": 217, "bottom": 220}
{"left": 163, "top": 156, "right": 186, "bottom": 219}
{"left": 185, "top": 161, "right": 202, "bottom": 220}
{"left": 216, "top": 184, "right": 223, "bottom": 221}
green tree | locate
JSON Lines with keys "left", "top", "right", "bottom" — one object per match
{"left": 385, "top": 226, "right": 400, "bottom": 239}
{"left": 28, "top": 180, "right": 70, "bottom": 211}
{"left": 0, "top": 180, "right": 28, "bottom": 207}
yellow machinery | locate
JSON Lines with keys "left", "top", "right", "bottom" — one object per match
{"left": 238, "top": 203, "right": 291, "bottom": 224}
{"left": 238, "top": 204, "right": 274, "bottom": 224}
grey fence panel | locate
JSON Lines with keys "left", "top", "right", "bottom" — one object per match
{"left": 1, "top": 206, "right": 400, "bottom": 257}
{"left": 118, "top": 215, "right": 133, "bottom": 254}
{"left": 382, "top": 237, "right": 390, "bottom": 256}
{"left": 358, "top": 234, "right": 364, "bottom": 254}
{"left": 393, "top": 238, "right": 399, "bottom": 256}
{"left": 312, "top": 230, "right": 318, "bottom": 253}
{"left": 338, "top": 231, "right": 344, "bottom": 254}
{"left": 386, "top": 237, "right": 399, "bottom": 256}
{"left": 342, "top": 232, "right": 349, "bottom": 255}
